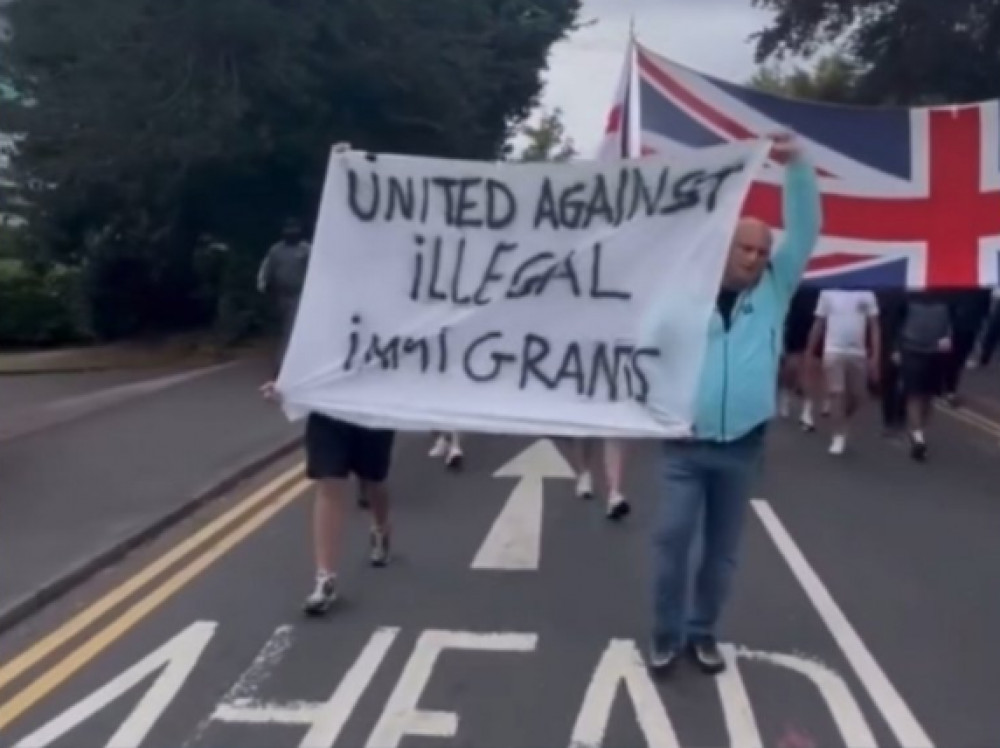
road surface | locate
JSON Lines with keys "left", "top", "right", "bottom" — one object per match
{"left": 0, "top": 402, "right": 997, "bottom": 748}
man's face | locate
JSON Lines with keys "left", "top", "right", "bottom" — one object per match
{"left": 723, "top": 220, "right": 773, "bottom": 290}
{"left": 283, "top": 226, "right": 302, "bottom": 243}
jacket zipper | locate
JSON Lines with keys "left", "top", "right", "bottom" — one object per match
{"left": 720, "top": 334, "right": 729, "bottom": 440}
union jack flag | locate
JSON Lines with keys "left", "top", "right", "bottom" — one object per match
{"left": 598, "top": 40, "right": 1000, "bottom": 289}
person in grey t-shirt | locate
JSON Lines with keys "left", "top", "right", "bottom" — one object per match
{"left": 895, "top": 293, "right": 952, "bottom": 461}
{"left": 258, "top": 218, "right": 311, "bottom": 371}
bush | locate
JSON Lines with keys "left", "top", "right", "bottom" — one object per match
{"left": 0, "top": 263, "right": 92, "bottom": 346}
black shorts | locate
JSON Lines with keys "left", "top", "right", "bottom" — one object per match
{"left": 900, "top": 351, "right": 943, "bottom": 397}
{"left": 305, "top": 414, "right": 395, "bottom": 482}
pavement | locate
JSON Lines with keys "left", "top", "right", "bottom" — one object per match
{"left": 0, "top": 352, "right": 300, "bottom": 631}
{"left": 0, "top": 392, "right": 997, "bottom": 748}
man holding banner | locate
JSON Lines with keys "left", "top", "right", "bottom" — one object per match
{"left": 640, "top": 134, "right": 821, "bottom": 674}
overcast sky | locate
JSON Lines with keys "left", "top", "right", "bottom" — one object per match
{"left": 539, "top": 0, "right": 775, "bottom": 154}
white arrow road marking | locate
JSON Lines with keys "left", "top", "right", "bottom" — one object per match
{"left": 471, "top": 439, "right": 575, "bottom": 571}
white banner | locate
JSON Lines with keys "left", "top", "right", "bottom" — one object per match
{"left": 277, "top": 142, "right": 768, "bottom": 436}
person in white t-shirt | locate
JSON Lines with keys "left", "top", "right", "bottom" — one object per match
{"left": 806, "top": 290, "right": 880, "bottom": 455}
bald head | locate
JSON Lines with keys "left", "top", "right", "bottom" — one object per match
{"left": 723, "top": 217, "right": 775, "bottom": 290}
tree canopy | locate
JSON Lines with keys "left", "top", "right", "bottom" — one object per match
{"left": 752, "top": 0, "right": 1000, "bottom": 105}
{"left": 749, "top": 54, "right": 860, "bottom": 104}
{"left": 0, "top": 0, "right": 580, "bottom": 339}
{"left": 518, "top": 107, "right": 577, "bottom": 162}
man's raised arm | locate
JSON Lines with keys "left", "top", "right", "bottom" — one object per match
{"left": 770, "top": 143, "right": 822, "bottom": 296}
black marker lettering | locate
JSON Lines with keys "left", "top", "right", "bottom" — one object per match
{"left": 614, "top": 166, "right": 630, "bottom": 225}
{"left": 536, "top": 255, "right": 582, "bottom": 298}
{"left": 507, "top": 252, "right": 556, "bottom": 299}
{"left": 534, "top": 178, "right": 559, "bottom": 229}
{"left": 587, "top": 342, "right": 619, "bottom": 399}
{"left": 450, "top": 238, "right": 473, "bottom": 305}
{"left": 583, "top": 174, "right": 615, "bottom": 228}
{"left": 589, "top": 243, "right": 630, "bottom": 301}
{"left": 387, "top": 176, "right": 415, "bottom": 220}
{"left": 421, "top": 176, "right": 430, "bottom": 223}
{"left": 402, "top": 336, "right": 431, "bottom": 372}
{"left": 347, "top": 169, "right": 380, "bottom": 221}
{"left": 409, "top": 235, "right": 426, "bottom": 301}
{"left": 437, "top": 326, "right": 449, "bottom": 373}
{"left": 455, "top": 177, "right": 483, "bottom": 228}
{"left": 365, "top": 334, "right": 400, "bottom": 369}
{"left": 662, "top": 169, "right": 705, "bottom": 215}
{"left": 344, "top": 314, "right": 362, "bottom": 370}
{"left": 486, "top": 179, "right": 516, "bottom": 229}
{"left": 702, "top": 162, "right": 746, "bottom": 212}
{"left": 427, "top": 237, "right": 448, "bottom": 301}
{"left": 474, "top": 241, "right": 518, "bottom": 305}
{"left": 431, "top": 177, "right": 459, "bottom": 225}
{"left": 520, "top": 334, "right": 557, "bottom": 389}
{"left": 554, "top": 342, "right": 586, "bottom": 395}
{"left": 558, "top": 182, "right": 587, "bottom": 229}
{"left": 631, "top": 348, "right": 661, "bottom": 403}
{"left": 463, "top": 331, "right": 515, "bottom": 382}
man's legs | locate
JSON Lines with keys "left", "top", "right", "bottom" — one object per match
{"left": 571, "top": 438, "right": 597, "bottom": 498}
{"left": 603, "top": 439, "right": 630, "bottom": 520}
{"left": 429, "top": 431, "right": 463, "bottom": 469}
{"left": 902, "top": 352, "right": 935, "bottom": 461}
{"left": 823, "top": 355, "right": 849, "bottom": 454}
{"left": 979, "top": 307, "right": 1000, "bottom": 366}
{"left": 650, "top": 442, "right": 705, "bottom": 669}
{"left": 303, "top": 415, "right": 352, "bottom": 615}
{"left": 944, "top": 328, "right": 976, "bottom": 401}
{"left": 687, "top": 431, "right": 764, "bottom": 673}
{"left": 880, "top": 355, "right": 905, "bottom": 434}
{"left": 354, "top": 427, "right": 396, "bottom": 566}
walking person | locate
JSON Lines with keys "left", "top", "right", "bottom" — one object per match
{"left": 262, "top": 385, "right": 396, "bottom": 615}
{"left": 257, "top": 218, "right": 312, "bottom": 372}
{"left": 897, "top": 292, "right": 953, "bottom": 461}
{"left": 805, "top": 288, "right": 880, "bottom": 455}
{"left": 876, "top": 288, "right": 907, "bottom": 436}
{"left": 639, "top": 134, "right": 821, "bottom": 674}
{"left": 570, "top": 438, "right": 630, "bottom": 520}
{"left": 942, "top": 289, "right": 990, "bottom": 403}
{"left": 977, "top": 288, "right": 1000, "bottom": 366}
{"left": 778, "top": 287, "right": 820, "bottom": 423}
{"left": 429, "top": 431, "right": 464, "bottom": 469}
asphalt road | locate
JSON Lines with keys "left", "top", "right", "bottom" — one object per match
{"left": 0, "top": 402, "right": 997, "bottom": 748}
{"left": 0, "top": 355, "right": 298, "bottom": 625}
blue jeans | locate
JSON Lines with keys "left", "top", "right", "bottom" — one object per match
{"left": 652, "top": 427, "right": 766, "bottom": 649}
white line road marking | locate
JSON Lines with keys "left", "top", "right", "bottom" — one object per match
{"left": 752, "top": 499, "right": 934, "bottom": 748}
{"left": 14, "top": 621, "right": 217, "bottom": 748}
{"left": 366, "top": 630, "right": 537, "bottom": 748}
{"left": 732, "top": 646, "right": 876, "bottom": 748}
{"left": 716, "top": 646, "right": 763, "bottom": 748}
{"left": 569, "top": 639, "right": 680, "bottom": 748}
{"left": 471, "top": 439, "right": 575, "bottom": 571}
{"left": 211, "top": 626, "right": 399, "bottom": 748}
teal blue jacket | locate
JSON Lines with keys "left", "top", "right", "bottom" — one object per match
{"left": 640, "top": 160, "right": 822, "bottom": 442}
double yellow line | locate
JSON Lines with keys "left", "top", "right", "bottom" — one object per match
{"left": 0, "top": 463, "right": 309, "bottom": 731}
{"left": 936, "top": 400, "right": 1000, "bottom": 441}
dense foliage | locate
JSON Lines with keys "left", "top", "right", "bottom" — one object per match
{"left": 0, "top": 0, "right": 580, "bottom": 342}
{"left": 752, "top": 0, "right": 1000, "bottom": 105}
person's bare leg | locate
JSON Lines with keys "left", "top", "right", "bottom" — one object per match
{"left": 572, "top": 438, "right": 595, "bottom": 498}
{"left": 445, "top": 431, "right": 463, "bottom": 469}
{"left": 361, "top": 479, "right": 392, "bottom": 565}
{"left": 604, "top": 439, "right": 631, "bottom": 520}
{"left": 304, "top": 477, "right": 348, "bottom": 615}
{"left": 313, "top": 478, "right": 348, "bottom": 575}
{"left": 362, "top": 480, "right": 391, "bottom": 533}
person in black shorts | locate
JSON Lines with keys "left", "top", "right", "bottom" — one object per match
{"left": 262, "top": 382, "right": 395, "bottom": 615}
{"left": 780, "top": 287, "right": 820, "bottom": 426}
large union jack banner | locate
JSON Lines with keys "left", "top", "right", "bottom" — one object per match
{"left": 597, "top": 39, "right": 1000, "bottom": 289}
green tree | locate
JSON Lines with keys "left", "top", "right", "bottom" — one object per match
{"left": 749, "top": 54, "right": 861, "bottom": 103}
{"left": 0, "top": 0, "right": 580, "bottom": 339}
{"left": 519, "top": 107, "right": 577, "bottom": 161}
{"left": 751, "top": 0, "right": 1000, "bottom": 105}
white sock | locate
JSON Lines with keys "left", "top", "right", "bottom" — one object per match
{"left": 912, "top": 430, "right": 925, "bottom": 444}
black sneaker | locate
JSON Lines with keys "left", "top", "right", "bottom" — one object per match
{"left": 303, "top": 574, "right": 338, "bottom": 616}
{"left": 370, "top": 528, "right": 391, "bottom": 567}
{"left": 688, "top": 636, "right": 727, "bottom": 675}
{"left": 909, "top": 437, "right": 928, "bottom": 462}
{"left": 648, "top": 642, "right": 681, "bottom": 673}
{"left": 606, "top": 493, "right": 631, "bottom": 521}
